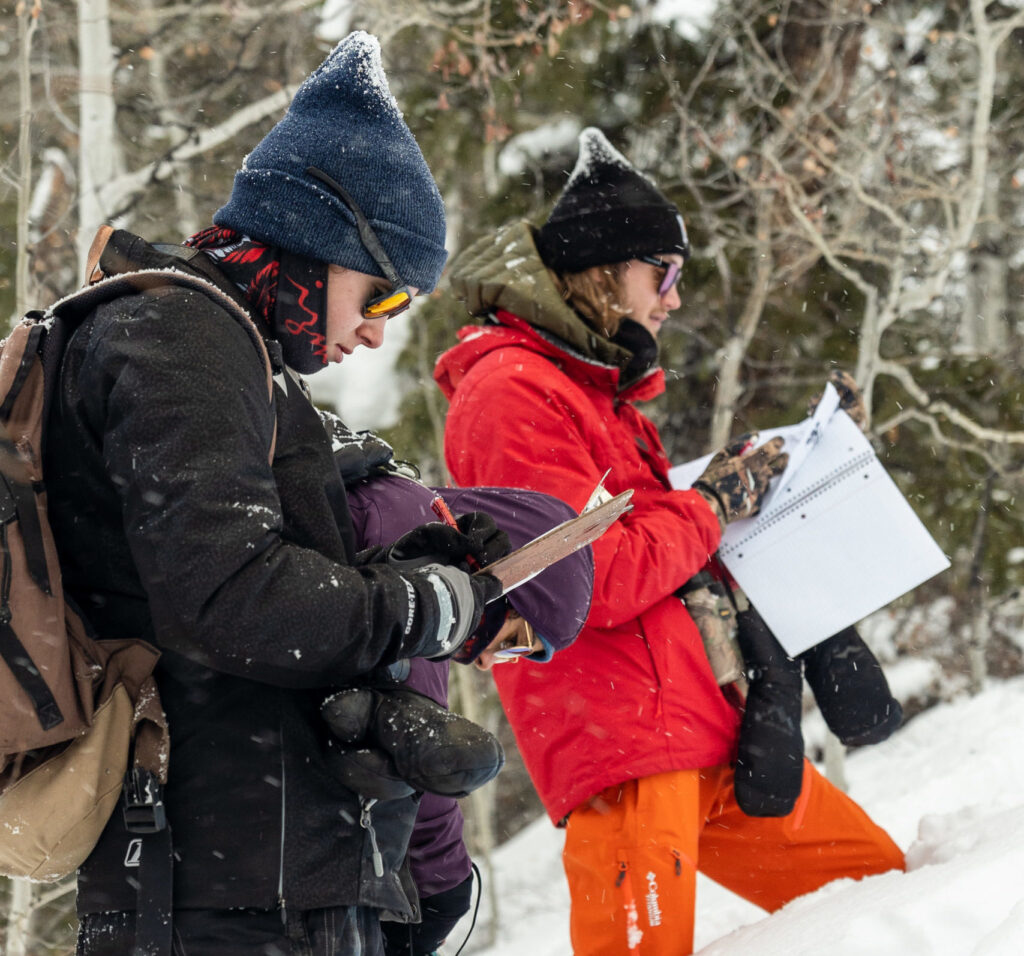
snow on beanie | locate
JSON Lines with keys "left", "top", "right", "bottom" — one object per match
{"left": 214, "top": 31, "right": 447, "bottom": 292}
{"left": 535, "top": 127, "right": 690, "bottom": 274}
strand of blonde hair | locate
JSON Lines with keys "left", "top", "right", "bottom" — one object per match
{"left": 547, "top": 263, "right": 629, "bottom": 336}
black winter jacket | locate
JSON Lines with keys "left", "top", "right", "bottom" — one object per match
{"left": 44, "top": 236, "right": 434, "bottom": 918}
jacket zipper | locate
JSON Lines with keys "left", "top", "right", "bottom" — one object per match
{"left": 639, "top": 628, "right": 665, "bottom": 721}
{"left": 360, "top": 797, "right": 385, "bottom": 877}
{"left": 277, "top": 726, "right": 287, "bottom": 919}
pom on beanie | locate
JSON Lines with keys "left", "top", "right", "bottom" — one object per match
{"left": 535, "top": 127, "right": 690, "bottom": 274}
{"left": 215, "top": 32, "right": 447, "bottom": 292}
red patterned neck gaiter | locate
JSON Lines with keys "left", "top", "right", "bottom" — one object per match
{"left": 185, "top": 226, "right": 329, "bottom": 374}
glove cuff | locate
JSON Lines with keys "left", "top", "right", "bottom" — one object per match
{"left": 693, "top": 481, "right": 728, "bottom": 529}
{"left": 402, "top": 563, "right": 481, "bottom": 660}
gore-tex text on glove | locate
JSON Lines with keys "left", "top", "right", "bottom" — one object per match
{"left": 404, "top": 564, "right": 502, "bottom": 659}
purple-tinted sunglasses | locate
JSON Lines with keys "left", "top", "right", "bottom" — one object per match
{"left": 640, "top": 255, "right": 682, "bottom": 297}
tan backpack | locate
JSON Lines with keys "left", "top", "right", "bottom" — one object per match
{"left": 0, "top": 229, "right": 274, "bottom": 897}
{"left": 0, "top": 305, "right": 168, "bottom": 884}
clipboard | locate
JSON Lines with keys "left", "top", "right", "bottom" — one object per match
{"left": 475, "top": 489, "right": 633, "bottom": 599}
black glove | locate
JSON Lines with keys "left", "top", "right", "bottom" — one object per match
{"left": 323, "top": 742, "right": 416, "bottom": 801}
{"left": 694, "top": 433, "right": 788, "bottom": 525}
{"left": 387, "top": 512, "right": 510, "bottom": 571}
{"left": 733, "top": 605, "right": 805, "bottom": 817}
{"left": 381, "top": 873, "right": 474, "bottom": 956}
{"left": 454, "top": 511, "right": 511, "bottom": 567}
{"left": 800, "top": 626, "right": 902, "bottom": 746}
{"left": 322, "top": 687, "right": 505, "bottom": 798}
{"left": 404, "top": 564, "right": 503, "bottom": 660}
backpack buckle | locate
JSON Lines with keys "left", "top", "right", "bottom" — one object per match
{"left": 123, "top": 767, "right": 167, "bottom": 833}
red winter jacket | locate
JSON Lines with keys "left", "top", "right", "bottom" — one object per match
{"left": 434, "top": 225, "right": 741, "bottom": 822}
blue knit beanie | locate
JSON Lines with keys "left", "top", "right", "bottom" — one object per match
{"left": 214, "top": 32, "right": 447, "bottom": 292}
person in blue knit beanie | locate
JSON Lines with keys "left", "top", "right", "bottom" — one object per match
{"left": 49, "top": 30, "right": 509, "bottom": 956}
{"left": 179, "top": 29, "right": 450, "bottom": 374}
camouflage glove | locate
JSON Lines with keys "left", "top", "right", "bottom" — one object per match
{"left": 693, "top": 433, "right": 788, "bottom": 525}
{"left": 678, "top": 571, "right": 745, "bottom": 688}
{"left": 809, "top": 369, "right": 868, "bottom": 431}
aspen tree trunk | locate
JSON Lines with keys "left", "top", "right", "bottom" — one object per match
{"left": 140, "top": 0, "right": 199, "bottom": 236}
{"left": 15, "top": 0, "right": 40, "bottom": 319}
{"left": 77, "top": 0, "right": 123, "bottom": 278}
{"left": 449, "top": 665, "right": 500, "bottom": 948}
{"left": 962, "top": 178, "right": 1008, "bottom": 355}
{"left": 5, "top": 876, "right": 34, "bottom": 956}
{"left": 965, "top": 472, "right": 997, "bottom": 694}
{"left": 823, "top": 733, "right": 848, "bottom": 792}
{"left": 708, "top": 196, "right": 774, "bottom": 449}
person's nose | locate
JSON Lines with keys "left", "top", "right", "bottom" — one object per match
{"left": 474, "top": 653, "right": 496, "bottom": 672}
{"left": 358, "top": 319, "right": 386, "bottom": 349}
{"left": 662, "top": 281, "right": 682, "bottom": 312}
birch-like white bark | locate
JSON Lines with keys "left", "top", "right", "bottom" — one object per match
{"left": 709, "top": 195, "right": 774, "bottom": 449}
{"left": 5, "top": 875, "right": 34, "bottom": 956}
{"left": 95, "top": 87, "right": 294, "bottom": 220}
{"left": 449, "top": 664, "right": 500, "bottom": 948}
{"left": 15, "top": 0, "right": 40, "bottom": 319}
{"left": 962, "top": 173, "right": 1008, "bottom": 355}
{"left": 77, "top": 0, "right": 123, "bottom": 277}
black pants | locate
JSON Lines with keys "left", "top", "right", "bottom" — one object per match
{"left": 380, "top": 874, "right": 473, "bottom": 956}
{"left": 77, "top": 905, "right": 384, "bottom": 956}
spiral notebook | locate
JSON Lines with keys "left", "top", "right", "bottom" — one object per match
{"left": 669, "top": 387, "right": 950, "bottom": 655}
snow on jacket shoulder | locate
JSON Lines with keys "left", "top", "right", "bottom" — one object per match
{"left": 434, "top": 233, "right": 741, "bottom": 822}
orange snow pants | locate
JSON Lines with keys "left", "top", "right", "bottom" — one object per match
{"left": 562, "top": 761, "right": 904, "bottom": 956}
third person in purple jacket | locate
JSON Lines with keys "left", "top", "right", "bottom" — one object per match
{"left": 327, "top": 416, "right": 595, "bottom": 955}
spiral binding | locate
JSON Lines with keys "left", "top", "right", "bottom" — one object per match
{"left": 720, "top": 449, "right": 877, "bottom": 558}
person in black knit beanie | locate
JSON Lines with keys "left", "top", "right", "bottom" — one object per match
{"left": 535, "top": 128, "right": 902, "bottom": 819}
{"left": 435, "top": 126, "right": 905, "bottom": 956}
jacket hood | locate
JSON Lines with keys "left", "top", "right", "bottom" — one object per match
{"left": 448, "top": 220, "right": 632, "bottom": 369}
{"left": 346, "top": 475, "right": 592, "bottom": 659}
{"left": 434, "top": 312, "right": 665, "bottom": 410}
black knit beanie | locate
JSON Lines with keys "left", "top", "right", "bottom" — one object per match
{"left": 215, "top": 31, "right": 447, "bottom": 292}
{"left": 535, "top": 128, "right": 690, "bottom": 274}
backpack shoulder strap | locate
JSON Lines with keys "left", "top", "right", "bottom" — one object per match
{"left": 84, "top": 225, "right": 115, "bottom": 285}
{"left": 0, "top": 322, "right": 46, "bottom": 463}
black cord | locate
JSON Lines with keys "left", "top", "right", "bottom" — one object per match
{"left": 450, "top": 862, "right": 482, "bottom": 956}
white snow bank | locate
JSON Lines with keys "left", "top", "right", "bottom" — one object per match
{"left": 446, "top": 676, "right": 1024, "bottom": 955}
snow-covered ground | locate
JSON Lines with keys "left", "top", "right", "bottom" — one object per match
{"left": 442, "top": 676, "right": 1024, "bottom": 955}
